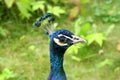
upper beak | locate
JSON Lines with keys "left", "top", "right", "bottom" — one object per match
{"left": 72, "top": 35, "right": 87, "bottom": 44}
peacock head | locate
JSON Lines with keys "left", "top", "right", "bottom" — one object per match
{"left": 49, "top": 29, "right": 86, "bottom": 51}
{"left": 33, "top": 13, "right": 86, "bottom": 51}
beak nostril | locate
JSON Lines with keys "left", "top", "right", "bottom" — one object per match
{"left": 76, "top": 38, "right": 79, "bottom": 40}
{"left": 74, "top": 37, "right": 79, "bottom": 40}
{"left": 72, "top": 35, "right": 86, "bottom": 44}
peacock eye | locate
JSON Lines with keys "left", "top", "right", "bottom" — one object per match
{"left": 59, "top": 36, "right": 66, "bottom": 43}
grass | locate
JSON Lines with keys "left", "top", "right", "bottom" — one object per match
{"left": 0, "top": 20, "right": 120, "bottom": 80}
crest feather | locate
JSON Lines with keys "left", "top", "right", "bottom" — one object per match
{"left": 33, "top": 13, "right": 55, "bottom": 35}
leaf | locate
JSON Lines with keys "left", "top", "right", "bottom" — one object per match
{"left": 4, "top": 0, "right": 15, "bottom": 8}
{"left": 31, "top": 1, "right": 45, "bottom": 11}
{"left": 47, "top": 5, "right": 65, "bottom": 17}
{"left": 67, "top": 44, "right": 83, "bottom": 54}
{"left": 80, "top": 23, "right": 91, "bottom": 35}
{"left": 16, "top": 0, "right": 32, "bottom": 19}
{"left": 74, "top": 18, "right": 83, "bottom": 35}
{"left": 86, "top": 33, "right": 106, "bottom": 47}
{"left": 86, "top": 34, "right": 95, "bottom": 45}
{"left": 94, "top": 33, "right": 105, "bottom": 47}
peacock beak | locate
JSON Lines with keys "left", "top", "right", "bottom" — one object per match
{"left": 71, "top": 35, "right": 87, "bottom": 44}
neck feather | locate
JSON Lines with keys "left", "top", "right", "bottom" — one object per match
{"left": 50, "top": 50, "right": 64, "bottom": 70}
{"left": 48, "top": 41, "right": 67, "bottom": 80}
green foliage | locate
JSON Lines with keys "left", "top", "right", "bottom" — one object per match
{"left": 16, "top": 0, "right": 32, "bottom": 19}
{"left": 67, "top": 44, "right": 84, "bottom": 55}
{"left": 0, "top": 26, "right": 9, "bottom": 38}
{"left": 74, "top": 17, "right": 106, "bottom": 47}
{"left": 31, "top": 1, "right": 45, "bottom": 12}
{"left": 4, "top": 0, "right": 14, "bottom": 8}
{"left": 67, "top": 17, "right": 112, "bottom": 61}
{"left": 91, "top": 0, "right": 120, "bottom": 22}
{"left": 47, "top": 5, "right": 65, "bottom": 17}
{"left": 0, "top": 68, "right": 17, "bottom": 80}
{"left": 3, "top": 0, "right": 66, "bottom": 19}
{"left": 96, "top": 58, "right": 114, "bottom": 69}
{"left": 86, "top": 33, "right": 106, "bottom": 47}
{"left": 78, "top": 0, "right": 120, "bottom": 23}
{"left": 2, "top": 0, "right": 120, "bottom": 22}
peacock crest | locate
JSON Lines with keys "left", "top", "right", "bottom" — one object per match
{"left": 33, "top": 13, "right": 55, "bottom": 35}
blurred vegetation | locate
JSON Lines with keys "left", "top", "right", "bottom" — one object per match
{"left": 0, "top": 0, "right": 120, "bottom": 80}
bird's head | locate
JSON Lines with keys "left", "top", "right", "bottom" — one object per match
{"left": 33, "top": 13, "right": 86, "bottom": 52}
{"left": 49, "top": 29, "right": 86, "bottom": 51}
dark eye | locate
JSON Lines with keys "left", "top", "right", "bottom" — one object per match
{"left": 59, "top": 37, "right": 66, "bottom": 43}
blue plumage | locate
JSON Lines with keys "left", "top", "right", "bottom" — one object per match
{"left": 33, "top": 13, "right": 86, "bottom": 80}
{"left": 42, "top": 13, "right": 52, "bottom": 20}
{"left": 33, "top": 21, "right": 41, "bottom": 27}
{"left": 48, "top": 17, "right": 55, "bottom": 23}
{"left": 33, "top": 13, "right": 53, "bottom": 27}
{"left": 38, "top": 17, "right": 43, "bottom": 22}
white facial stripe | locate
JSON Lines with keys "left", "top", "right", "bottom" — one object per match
{"left": 53, "top": 38, "right": 68, "bottom": 46}
{"left": 58, "top": 34, "right": 63, "bottom": 37}
{"left": 58, "top": 34, "right": 74, "bottom": 41}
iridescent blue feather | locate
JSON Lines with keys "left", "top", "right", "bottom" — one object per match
{"left": 42, "top": 13, "right": 52, "bottom": 20}
{"left": 48, "top": 17, "right": 55, "bottom": 23}
{"left": 33, "top": 21, "right": 41, "bottom": 27}
{"left": 33, "top": 13, "right": 53, "bottom": 27}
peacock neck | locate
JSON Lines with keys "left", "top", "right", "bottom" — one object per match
{"left": 48, "top": 41, "right": 67, "bottom": 80}
{"left": 50, "top": 50, "right": 64, "bottom": 71}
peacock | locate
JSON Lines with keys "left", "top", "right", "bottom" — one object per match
{"left": 33, "top": 13, "right": 86, "bottom": 80}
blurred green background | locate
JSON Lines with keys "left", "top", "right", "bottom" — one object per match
{"left": 0, "top": 0, "right": 120, "bottom": 80}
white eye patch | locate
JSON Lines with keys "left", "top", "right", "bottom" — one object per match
{"left": 53, "top": 38, "right": 68, "bottom": 46}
